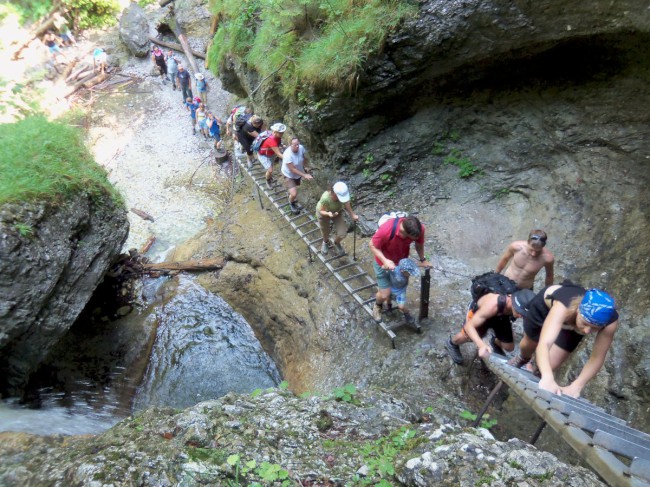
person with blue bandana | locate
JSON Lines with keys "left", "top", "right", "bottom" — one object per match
{"left": 508, "top": 281, "right": 619, "bottom": 398}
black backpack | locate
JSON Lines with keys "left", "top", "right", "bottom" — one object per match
{"left": 470, "top": 271, "right": 518, "bottom": 302}
{"left": 235, "top": 112, "right": 252, "bottom": 131}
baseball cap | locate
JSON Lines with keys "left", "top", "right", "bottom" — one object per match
{"left": 579, "top": 289, "right": 617, "bottom": 327}
{"left": 332, "top": 182, "right": 350, "bottom": 203}
{"left": 270, "top": 123, "right": 286, "bottom": 133}
{"left": 512, "top": 289, "right": 535, "bottom": 316}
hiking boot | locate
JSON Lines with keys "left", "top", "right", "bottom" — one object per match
{"left": 266, "top": 178, "right": 274, "bottom": 189}
{"left": 293, "top": 201, "right": 304, "bottom": 210}
{"left": 321, "top": 241, "right": 329, "bottom": 255}
{"left": 507, "top": 352, "right": 530, "bottom": 369}
{"left": 445, "top": 336, "right": 464, "bottom": 365}
{"left": 333, "top": 242, "right": 345, "bottom": 255}
{"left": 489, "top": 335, "right": 505, "bottom": 356}
{"left": 403, "top": 312, "right": 415, "bottom": 325}
{"left": 372, "top": 303, "right": 383, "bottom": 322}
{"left": 290, "top": 202, "right": 300, "bottom": 215}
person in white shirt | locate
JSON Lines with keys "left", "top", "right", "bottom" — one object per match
{"left": 281, "top": 137, "right": 313, "bottom": 214}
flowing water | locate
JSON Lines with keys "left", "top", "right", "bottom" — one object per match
{"left": 0, "top": 275, "right": 280, "bottom": 435}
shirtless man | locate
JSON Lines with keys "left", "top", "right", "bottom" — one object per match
{"left": 495, "top": 229, "right": 554, "bottom": 290}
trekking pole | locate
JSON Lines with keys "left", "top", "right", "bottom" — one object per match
{"left": 353, "top": 220, "right": 357, "bottom": 261}
{"left": 419, "top": 267, "right": 430, "bottom": 321}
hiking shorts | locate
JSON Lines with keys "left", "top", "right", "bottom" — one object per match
{"left": 463, "top": 302, "right": 514, "bottom": 344}
{"left": 199, "top": 119, "right": 208, "bottom": 130}
{"left": 373, "top": 262, "right": 391, "bottom": 290}
{"left": 318, "top": 213, "right": 347, "bottom": 242}
{"left": 391, "top": 286, "right": 407, "bottom": 306}
{"left": 257, "top": 154, "right": 274, "bottom": 170}
{"left": 523, "top": 317, "right": 584, "bottom": 352}
{"left": 283, "top": 177, "right": 301, "bottom": 189}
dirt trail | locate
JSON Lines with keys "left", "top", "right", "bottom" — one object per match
{"left": 86, "top": 54, "right": 235, "bottom": 260}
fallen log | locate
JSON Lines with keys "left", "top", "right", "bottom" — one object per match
{"left": 141, "top": 257, "right": 225, "bottom": 272}
{"left": 130, "top": 207, "right": 155, "bottom": 222}
{"left": 160, "top": 0, "right": 175, "bottom": 6}
{"left": 64, "top": 72, "right": 106, "bottom": 98}
{"left": 147, "top": 36, "right": 205, "bottom": 60}
{"left": 66, "top": 64, "right": 91, "bottom": 83}
{"left": 139, "top": 236, "right": 156, "bottom": 254}
{"left": 163, "top": 13, "right": 200, "bottom": 75}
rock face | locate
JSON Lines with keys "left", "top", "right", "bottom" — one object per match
{"left": 0, "top": 388, "right": 605, "bottom": 486}
{"left": 214, "top": 0, "right": 650, "bottom": 434}
{"left": 118, "top": 3, "right": 151, "bottom": 57}
{"left": 0, "top": 194, "right": 128, "bottom": 396}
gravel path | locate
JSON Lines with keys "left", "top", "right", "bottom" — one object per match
{"left": 88, "top": 54, "right": 235, "bottom": 261}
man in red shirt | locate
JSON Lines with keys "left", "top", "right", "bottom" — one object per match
{"left": 369, "top": 216, "right": 430, "bottom": 321}
{"left": 258, "top": 123, "right": 286, "bottom": 188}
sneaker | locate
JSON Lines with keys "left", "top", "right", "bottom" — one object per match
{"left": 372, "top": 303, "right": 383, "bottom": 322}
{"left": 293, "top": 201, "right": 304, "bottom": 210}
{"left": 403, "top": 312, "right": 415, "bottom": 325}
{"left": 507, "top": 352, "right": 530, "bottom": 368}
{"left": 489, "top": 335, "right": 505, "bottom": 356}
{"left": 333, "top": 242, "right": 345, "bottom": 255}
{"left": 321, "top": 241, "right": 329, "bottom": 255}
{"left": 247, "top": 161, "right": 253, "bottom": 170}
{"left": 266, "top": 178, "right": 273, "bottom": 189}
{"left": 445, "top": 336, "right": 464, "bottom": 365}
{"left": 290, "top": 202, "right": 300, "bottom": 215}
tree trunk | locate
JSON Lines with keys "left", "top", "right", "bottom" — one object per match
{"left": 141, "top": 258, "right": 225, "bottom": 273}
{"left": 147, "top": 36, "right": 205, "bottom": 60}
{"left": 64, "top": 72, "right": 107, "bottom": 98}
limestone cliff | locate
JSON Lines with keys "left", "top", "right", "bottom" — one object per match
{"left": 0, "top": 194, "right": 128, "bottom": 397}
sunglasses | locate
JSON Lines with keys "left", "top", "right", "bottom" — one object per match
{"left": 529, "top": 235, "right": 547, "bottom": 245}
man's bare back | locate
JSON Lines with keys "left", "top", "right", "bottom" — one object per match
{"left": 496, "top": 236, "right": 554, "bottom": 290}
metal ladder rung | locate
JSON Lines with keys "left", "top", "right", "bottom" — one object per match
{"left": 323, "top": 254, "right": 346, "bottom": 264}
{"left": 295, "top": 220, "right": 315, "bottom": 229}
{"left": 308, "top": 237, "right": 324, "bottom": 245}
{"left": 332, "top": 262, "right": 358, "bottom": 272}
{"left": 301, "top": 228, "right": 320, "bottom": 237}
{"left": 362, "top": 297, "right": 377, "bottom": 305}
{"left": 272, "top": 195, "right": 289, "bottom": 203}
{"left": 341, "top": 272, "right": 368, "bottom": 283}
{"left": 289, "top": 213, "right": 307, "bottom": 222}
{"left": 350, "top": 283, "right": 376, "bottom": 293}
{"left": 269, "top": 188, "right": 287, "bottom": 196}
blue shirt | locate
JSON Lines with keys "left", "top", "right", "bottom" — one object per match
{"left": 185, "top": 101, "right": 199, "bottom": 118}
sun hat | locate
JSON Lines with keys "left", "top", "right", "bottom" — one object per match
{"left": 195, "top": 73, "right": 204, "bottom": 80}
{"left": 512, "top": 289, "right": 535, "bottom": 316}
{"left": 270, "top": 123, "right": 286, "bottom": 133}
{"left": 579, "top": 289, "right": 616, "bottom": 327}
{"left": 332, "top": 182, "right": 350, "bottom": 203}
{"left": 389, "top": 258, "right": 420, "bottom": 289}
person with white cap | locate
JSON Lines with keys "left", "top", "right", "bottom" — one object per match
{"left": 281, "top": 137, "right": 313, "bottom": 214}
{"left": 445, "top": 288, "right": 535, "bottom": 365}
{"left": 195, "top": 72, "right": 208, "bottom": 104}
{"left": 257, "top": 123, "right": 286, "bottom": 188}
{"left": 508, "top": 282, "right": 619, "bottom": 398}
{"left": 315, "top": 182, "right": 359, "bottom": 255}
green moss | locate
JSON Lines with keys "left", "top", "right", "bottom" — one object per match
{"left": 186, "top": 446, "right": 228, "bottom": 465}
{"left": 207, "top": 0, "right": 417, "bottom": 96}
{"left": 0, "top": 116, "right": 122, "bottom": 206}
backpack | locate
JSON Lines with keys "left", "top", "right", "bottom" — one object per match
{"left": 377, "top": 211, "right": 409, "bottom": 240}
{"left": 470, "top": 271, "right": 518, "bottom": 302}
{"left": 235, "top": 112, "right": 252, "bottom": 131}
{"left": 229, "top": 105, "right": 245, "bottom": 122}
{"left": 251, "top": 130, "right": 273, "bottom": 153}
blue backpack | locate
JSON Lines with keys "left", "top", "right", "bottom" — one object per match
{"left": 251, "top": 130, "right": 273, "bottom": 153}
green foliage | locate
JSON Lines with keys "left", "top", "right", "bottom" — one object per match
{"left": 0, "top": 116, "right": 121, "bottom": 206}
{"left": 278, "top": 380, "right": 289, "bottom": 390}
{"left": 331, "top": 384, "right": 357, "bottom": 404}
{"left": 188, "top": 447, "right": 228, "bottom": 465}
{"left": 443, "top": 148, "right": 480, "bottom": 178}
{"left": 364, "top": 154, "right": 375, "bottom": 165}
{"left": 225, "top": 454, "right": 290, "bottom": 486}
{"left": 362, "top": 168, "right": 371, "bottom": 178}
{"left": 208, "top": 0, "right": 416, "bottom": 96}
{"left": 13, "top": 222, "right": 34, "bottom": 238}
{"left": 138, "top": 0, "right": 158, "bottom": 6}
{"left": 459, "top": 410, "right": 498, "bottom": 430}
{"left": 352, "top": 427, "right": 421, "bottom": 485}
{"left": 3, "top": 0, "right": 118, "bottom": 28}
{"left": 493, "top": 187, "right": 511, "bottom": 199}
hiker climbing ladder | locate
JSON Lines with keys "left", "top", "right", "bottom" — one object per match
{"left": 237, "top": 155, "right": 421, "bottom": 348}
{"left": 477, "top": 354, "right": 650, "bottom": 487}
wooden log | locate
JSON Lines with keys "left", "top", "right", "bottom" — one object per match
{"left": 130, "top": 207, "right": 155, "bottom": 222}
{"left": 12, "top": 16, "right": 58, "bottom": 60}
{"left": 176, "top": 33, "right": 200, "bottom": 74}
{"left": 66, "top": 64, "right": 91, "bottom": 83}
{"left": 139, "top": 236, "right": 156, "bottom": 254}
{"left": 147, "top": 36, "right": 205, "bottom": 60}
{"left": 160, "top": 0, "right": 175, "bottom": 6}
{"left": 141, "top": 257, "right": 225, "bottom": 272}
{"left": 64, "top": 72, "right": 106, "bottom": 98}
{"left": 209, "top": 15, "right": 219, "bottom": 36}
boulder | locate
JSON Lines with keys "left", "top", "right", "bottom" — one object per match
{"left": 118, "top": 3, "right": 151, "bottom": 57}
{"left": 0, "top": 194, "right": 128, "bottom": 396}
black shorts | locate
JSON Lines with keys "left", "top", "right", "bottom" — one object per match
{"left": 465, "top": 301, "right": 514, "bottom": 344}
{"left": 523, "top": 318, "right": 584, "bottom": 352}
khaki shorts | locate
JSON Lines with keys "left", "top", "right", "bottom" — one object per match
{"left": 318, "top": 213, "right": 347, "bottom": 241}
